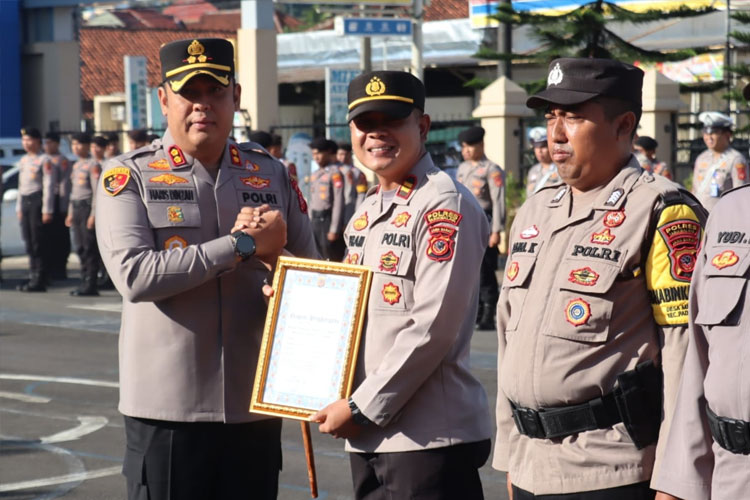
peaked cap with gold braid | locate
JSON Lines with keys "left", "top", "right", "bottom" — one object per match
{"left": 347, "top": 70, "right": 425, "bottom": 122}
{"left": 159, "top": 38, "right": 235, "bottom": 93}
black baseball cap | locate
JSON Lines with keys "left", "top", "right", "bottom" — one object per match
{"left": 72, "top": 132, "right": 92, "bottom": 144}
{"left": 348, "top": 70, "right": 425, "bottom": 122}
{"left": 634, "top": 136, "right": 658, "bottom": 150}
{"left": 458, "top": 126, "right": 485, "bottom": 145}
{"left": 45, "top": 131, "right": 60, "bottom": 142}
{"left": 249, "top": 131, "right": 273, "bottom": 148}
{"left": 527, "top": 58, "right": 644, "bottom": 109}
{"left": 21, "top": 127, "right": 41, "bottom": 139}
{"left": 92, "top": 136, "right": 108, "bottom": 148}
{"left": 310, "top": 137, "right": 338, "bottom": 153}
{"left": 160, "top": 38, "right": 234, "bottom": 93}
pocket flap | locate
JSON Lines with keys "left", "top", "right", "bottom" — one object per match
{"left": 503, "top": 253, "right": 537, "bottom": 288}
{"left": 694, "top": 276, "right": 746, "bottom": 326}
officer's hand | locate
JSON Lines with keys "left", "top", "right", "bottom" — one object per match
{"left": 42, "top": 213, "right": 52, "bottom": 224}
{"left": 311, "top": 399, "right": 361, "bottom": 439}
{"left": 244, "top": 209, "right": 287, "bottom": 260}
{"left": 498, "top": 231, "right": 508, "bottom": 255}
{"left": 506, "top": 473, "right": 513, "bottom": 500}
{"left": 262, "top": 283, "right": 274, "bottom": 305}
{"left": 326, "top": 232, "right": 338, "bottom": 242}
{"left": 86, "top": 216, "right": 95, "bottom": 230}
{"left": 654, "top": 493, "right": 681, "bottom": 500}
{"left": 65, "top": 214, "right": 73, "bottom": 227}
{"left": 17, "top": 211, "right": 22, "bottom": 222}
{"left": 488, "top": 232, "right": 500, "bottom": 248}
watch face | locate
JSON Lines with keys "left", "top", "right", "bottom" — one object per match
{"left": 236, "top": 234, "right": 256, "bottom": 256}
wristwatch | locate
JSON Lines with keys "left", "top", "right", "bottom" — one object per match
{"left": 231, "top": 231, "right": 256, "bottom": 261}
{"left": 348, "top": 398, "right": 371, "bottom": 426}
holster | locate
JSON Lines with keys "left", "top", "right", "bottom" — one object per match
{"left": 613, "top": 360, "right": 662, "bottom": 449}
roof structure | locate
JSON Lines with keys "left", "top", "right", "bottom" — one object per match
{"left": 85, "top": 8, "right": 181, "bottom": 29}
{"left": 424, "top": 0, "right": 468, "bottom": 21}
{"left": 162, "top": 0, "right": 217, "bottom": 24}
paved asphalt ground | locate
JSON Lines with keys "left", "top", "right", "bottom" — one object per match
{"left": 0, "top": 255, "right": 509, "bottom": 500}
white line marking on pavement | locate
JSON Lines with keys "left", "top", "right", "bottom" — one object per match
{"left": 0, "top": 466, "right": 121, "bottom": 492}
{"left": 0, "top": 374, "right": 119, "bottom": 388}
{"left": 67, "top": 303, "right": 122, "bottom": 313}
{"left": 0, "top": 391, "right": 51, "bottom": 403}
{"left": 41, "top": 416, "right": 109, "bottom": 444}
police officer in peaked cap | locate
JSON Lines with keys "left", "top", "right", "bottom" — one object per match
{"left": 494, "top": 57, "right": 706, "bottom": 500}
{"left": 95, "top": 37, "right": 317, "bottom": 500}
{"left": 526, "top": 126, "right": 560, "bottom": 197}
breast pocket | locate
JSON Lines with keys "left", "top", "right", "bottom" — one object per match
{"left": 545, "top": 256, "right": 624, "bottom": 343}
{"left": 502, "top": 252, "right": 538, "bottom": 332}
{"left": 694, "top": 246, "right": 750, "bottom": 327}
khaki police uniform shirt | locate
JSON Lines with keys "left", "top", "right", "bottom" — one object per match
{"left": 308, "top": 165, "right": 346, "bottom": 234}
{"left": 494, "top": 157, "right": 707, "bottom": 494}
{"left": 16, "top": 153, "right": 56, "bottom": 215}
{"left": 95, "top": 129, "right": 317, "bottom": 422}
{"left": 653, "top": 184, "right": 750, "bottom": 500}
{"left": 339, "top": 162, "right": 369, "bottom": 223}
{"left": 47, "top": 154, "right": 71, "bottom": 213}
{"left": 526, "top": 162, "right": 561, "bottom": 198}
{"left": 68, "top": 157, "right": 100, "bottom": 214}
{"left": 692, "top": 147, "right": 748, "bottom": 211}
{"left": 342, "top": 154, "right": 493, "bottom": 453}
{"left": 638, "top": 156, "right": 671, "bottom": 180}
{"left": 456, "top": 157, "right": 506, "bottom": 233}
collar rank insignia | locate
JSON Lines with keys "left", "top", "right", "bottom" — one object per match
{"left": 148, "top": 159, "right": 171, "bottom": 171}
{"left": 150, "top": 173, "right": 189, "bottom": 185}
{"left": 167, "top": 206, "right": 184, "bottom": 223}
{"left": 379, "top": 251, "right": 399, "bottom": 273}
{"left": 229, "top": 145, "right": 242, "bottom": 166}
{"left": 568, "top": 267, "right": 599, "bottom": 286}
{"left": 591, "top": 228, "right": 615, "bottom": 245}
{"left": 520, "top": 225, "right": 540, "bottom": 239}
{"left": 165, "top": 235, "right": 187, "bottom": 250}
{"left": 353, "top": 212, "right": 369, "bottom": 231}
{"left": 396, "top": 175, "right": 417, "bottom": 200}
{"left": 711, "top": 249, "right": 739, "bottom": 270}
{"left": 424, "top": 209, "right": 462, "bottom": 227}
{"left": 240, "top": 175, "right": 270, "bottom": 189}
{"left": 603, "top": 210, "right": 626, "bottom": 228}
{"left": 565, "top": 298, "right": 591, "bottom": 327}
{"left": 551, "top": 186, "right": 567, "bottom": 203}
{"left": 102, "top": 167, "right": 131, "bottom": 196}
{"left": 506, "top": 261, "right": 519, "bottom": 281}
{"left": 382, "top": 282, "right": 401, "bottom": 305}
{"left": 658, "top": 219, "right": 701, "bottom": 282}
{"left": 168, "top": 145, "right": 187, "bottom": 167}
{"left": 391, "top": 211, "right": 412, "bottom": 228}
{"left": 604, "top": 188, "right": 624, "bottom": 207}
{"left": 345, "top": 252, "right": 360, "bottom": 265}
{"left": 426, "top": 225, "right": 457, "bottom": 262}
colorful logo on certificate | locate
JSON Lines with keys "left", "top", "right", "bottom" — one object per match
{"left": 565, "top": 298, "right": 591, "bottom": 327}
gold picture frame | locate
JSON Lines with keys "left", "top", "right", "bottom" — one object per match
{"left": 250, "top": 256, "right": 372, "bottom": 420}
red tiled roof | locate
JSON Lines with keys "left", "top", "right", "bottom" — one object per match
{"left": 124, "top": 9, "right": 180, "bottom": 29}
{"left": 185, "top": 10, "right": 241, "bottom": 31}
{"left": 163, "top": 1, "right": 218, "bottom": 24}
{"left": 79, "top": 27, "right": 235, "bottom": 102}
{"left": 424, "top": 0, "right": 468, "bottom": 21}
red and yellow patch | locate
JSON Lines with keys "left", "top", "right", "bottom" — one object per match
{"left": 148, "top": 159, "right": 171, "bottom": 171}
{"left": 290, "top": 178, "right": 308, "bottom": 214}
{"left": 492, "top": 170, "right": 503, "bottom": 187}
{"left": 229, "top": 144, "right": 242, "bottom": 166}
{"left": 737, "top": 163, "right": 747, "bottom": 181}
{"left": 150, "top": 173, "right": 188, "bottom": 185}
{"left": 712, "top": 250, "right": 739, "bottom": 270}
{"left": 245, "top": 160, "right": 260, "bottom": 172}
{"left": 426, "top": 225, "right": 457, "bottom": 262}
{"left": 379, "top": 251, "right": 399, "bottom": 273}
{"left": 565, "top": 298, "right": 591, "bottom": 327}
{"left": 168, "top": 145, "right": 186, "bottom": 167}
{"left": 332, "top": 172, "right": 343, "bottom": 189}
{"left": 591, "top": 228, "right": 615, "bottom": 245}
{"left": 382, "top": 282, "right": 402, "bottom": 305}
{"left": 396, "top": 175, "right": 416, "bottom": 199}
{"left": 568, "top": 267, "right": 599, "bottom": 286}
{"left": 345, "top": 252, "right": 360, "bottom": 265}
{"left": 353, "top": 212, "right": 369, "bottom": 231}
{"left": 506, "top": 261, "right": 519, "bottom": 281}
{"left": 167, "top": 206, "right": 184, "bottom": 223}
{"left": 657, "top": 218, "right": 701, "bottom": 282}
{"left": 424, "top": 209, "right": 462, "bottom": 227}
{"left": 164, "top": 235, "right": 187, "bottom": 250}
{"left": 391, "top": 211, "right": 412, "bottom": 228}
{"left": 520, "top": 225, "right": 539, "bottom": 239}
{"left": 101, "top": 167, "right": 131, "bottom": 196}
{"left": 603, "top": 210, "right": 626, "bottom": 228}
{"left": 240, "top": 175, "right": 270, "bottom": 189}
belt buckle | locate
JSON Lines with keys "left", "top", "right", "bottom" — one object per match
{"left": 512, "top": 407, "right": 545, "bottom": 439}
{"left": 723, "top": 418, "right": 750, "bottom": 455}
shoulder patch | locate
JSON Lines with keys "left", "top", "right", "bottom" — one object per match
{"left": 102, "top": 167, "right": 131, "bottom": 196}
{"left": 424, "top": 209, "right": 462, "bottom": 227}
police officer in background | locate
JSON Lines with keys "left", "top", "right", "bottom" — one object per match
{"left": 495, "top": 58, "right": 707, "bottom": 500}
{"left": 16, "top": 127, "right": 55, "bottom": 292}
{"left": 634, "top": 136, "right": 672, "bottom": 179}
{"left": 456, "top": 125, "right": 506, "bottom": 330}
{"left": 336, "top": 143, "right": 369, "bottom": 222}
{"left": 43, "top": 131, "right": 72, "bottom": 280}
{"left": 652, "top": 89, "right": 750, "bottom": 500}
{"left": 691, "top": 111, "right": 748, "bottom": 211}
{"left": 104, "top": 132, "right": 120, "bottom": 159}
{"left": 525, "top": 126, "right": 560, "bottom": 197}
{"left": 308, "top": 137, "right": 346, "bottom": 260}
{"left": 312, "top": 70, "right": 492, "bottom": 500}
{"left": 91, "top": 135, "right": 108, "bottom": 163}
{"left": 95, "top": 38, "right": 317, "bottom": 500}
{"left": 66, "top": 133, "right": 101, "bottom": 296}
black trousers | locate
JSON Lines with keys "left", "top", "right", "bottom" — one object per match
{"left": 350, "top": 439, "right": 491, "bottom": 500}
{"left": 512, "top": 481, "right": 655, "bottom": 500}
{"left": 71, "top": 200, "right": 99, "bottom": 281}
{"left": 123, "top": 416, "right": 282, "bottom": 500}
{"left": 312, "top": 213, "right": 345, "bottom": 261}
{"left": 48, "top": 201, "right": 70, "bottom": 277}
{"left": 20, "top": 192, "right": 47, "bottom": 277}
{"left": 479, "top": 244, "right": 499, "bottom": 306}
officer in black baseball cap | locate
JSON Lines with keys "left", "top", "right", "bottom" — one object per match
{"left": 458, "top": 126, "right": 485, "bottom": 145}
{"left": 159, "top": 38, "right": 235, "bottom": 93}
{"left": 347, "top": 70, "right": 425, "bottom": 121}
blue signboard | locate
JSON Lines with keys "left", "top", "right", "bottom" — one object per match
{"left": 338, "top": 17, "right": 412, "bottom": 36}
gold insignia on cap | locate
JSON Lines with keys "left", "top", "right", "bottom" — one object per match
{"left": 366, "top": 77, "right": 386, "bottom": 96}
{"left": 186, "top": 40, "right": 208, "bottom": 64}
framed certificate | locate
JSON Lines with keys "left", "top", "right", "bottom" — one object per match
{"left": 250, "top": 256, "right": 372, "bottom": 420}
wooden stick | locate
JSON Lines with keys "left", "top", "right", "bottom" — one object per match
{"left": 301, "top": 421, "right": 318, "bottom": 498}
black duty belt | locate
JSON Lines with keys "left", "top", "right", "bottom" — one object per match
{"left": 311, "top": 210, "right": 331, "bottom": 219}
{"left": 72, "top": 199, "right": 92, "bottom": 207}
{"left": 707, "top": 406, "right": 750, "bottom": 455}
{"left": 510, "top": 393, "right": 622, "bottom": 439}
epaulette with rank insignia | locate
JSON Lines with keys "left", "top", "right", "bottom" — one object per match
{"left": 720, "top": 182, "right": 750, "bottom": 198}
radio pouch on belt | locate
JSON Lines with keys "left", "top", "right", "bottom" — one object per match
{"left": 613, "top": 360, "right": 662, "bottom": 449}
